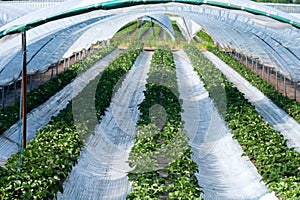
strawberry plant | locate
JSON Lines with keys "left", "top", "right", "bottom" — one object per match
{"left": 208, "top": 47, "right": 300, "bottom": 124}
{"left": 127, "top": 46, "right": 202, "bottom": 199}
{"left": 0, "top": 45, "right": 143, "bottom": 199}
{"left": 0, "top": 45, "right": 116, "bottom": 135}
{"left": 195, "top": 29, "right": 215, "bottom": 50}
{"left": 184, "top": 44, "right": 300, "bottom": 199}
{"left": 143, "top": 23, "right": 163, "bottom": 47}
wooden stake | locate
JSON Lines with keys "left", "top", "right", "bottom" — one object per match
{"left": 267, "top": 67, "right": 270, "bottom": 83}
{"left": 283, "top": 76, "right": 286, "bottom": 97}
{"left": 294, "top": 82, "right": 297, "bottom": 100}
{"left": 276, "top": 71, "right": 278, "bottom": 90}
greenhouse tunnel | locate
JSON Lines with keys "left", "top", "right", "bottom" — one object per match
{"left": 1, "top": 0, "right": 300, "bottom": 199}
{"left": 0, "top": 11, "right": 176, "bottom": 107}
{"left": 0, "top": 0, "right": 300, "bottom": 108}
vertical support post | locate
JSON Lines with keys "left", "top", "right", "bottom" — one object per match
{"left": 276, "top": 71, "right": 278, "bottom": 90}
{"left": 67, "top": 57, "right": 70, "bottom": 68}
{"left": 267, "top": 67, "right": 270, "bottom": 83}
{"left": 1, "top": 86, "right": 5, "bottom": 108}
{"left": 56, "top": 62, "right": 59, "bottom": 75}
{"left": 283, "top": 76, "right": 287, "bottom": 97}
{"left": 262, "top": 65, "right": 265, "bottom": 79}
{"left": 245, "top": 55, "right": 248, "bottom": 67}
{"left": 21, "top": 31, "right": 27, "bottom": 149}
{"left": 50, "top": 65, "right": 54, "bottom": 79}
{"left": 255, "top": 59, "right": 258, "bottom": 74}
{"left": 294, "top": 82, "right": 297, "bottom": 100}
{"left": 63, "top": 59, "right": 66, "bottom": 71}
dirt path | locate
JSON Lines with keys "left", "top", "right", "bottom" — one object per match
{"left": 174, "top": 50, "right": 276, "bottom": 200}
{"left": 57, "top": 52, "right": 152, "bottom": 199}
{"left": 204, "top": 51, "right": 300, "bottom": 152}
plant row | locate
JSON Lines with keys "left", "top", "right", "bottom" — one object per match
{"left": 172, "top": 21, "right": 186, "bottom": 44}
{"left": 160, "top": 22, "right": 186, "bottom": 49}
{"left": 112, "top": 21, "right": 139, "bottom": 43}
{"left": 113, "top": 21, "right": 152, "bottom": 46}
{"left": 143, "top": 23, "right": 163, "bottom": 47}
{"left": 207, "top": 46, "right": 300, "bottom": 124}
{"left": 127, "top": 46, "right": 202, "bottom": 199}
{"left": 113, "top": 20, "right": 187, "bottom": 49}
{"left": 194, "top": 29, "right": 215, "bottom": 50}
{"left": 0, "top": 45, "right": 143, "bottom": 199}
{"left": 133, "top": 22, "right": 152, "bottom": 43}
{"left": 184, "top": 44, "right": 300, "bottom": 199}
{"left": 0, "top": 45, "right": 116, "bottom": 135}
{"left": 117, "top": 21, "right": 138, "bottom": 33}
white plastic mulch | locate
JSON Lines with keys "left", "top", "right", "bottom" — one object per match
{"left": 57, "top": 52, "right": 152, "bottom": 199}
{"left": 174, "top": 50, "right": 277, "bottom": 200}
{"left": 0, "top": 49, "right": 121, "bottom": 166}
{"left": 203, "top": 51, "right": 300, "bottom": 153}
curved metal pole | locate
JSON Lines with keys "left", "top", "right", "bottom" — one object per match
{"left": 1, "top": 0, "right": 300, "bottom": 40}
{"left": 22, "top": 31, "right": 27, "bottom": 149}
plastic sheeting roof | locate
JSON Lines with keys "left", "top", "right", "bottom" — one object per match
{"left": 180, "top": 5, "right": 300, "bottom": 81}
{"left": 0, "top": 11, "right": 173, "bottom": 85}
{"left": 1, "top": 0, "right": 300, "bottom": 38}
{"left": 171, "top": 16, "right": 202, "bottom": 41}
{"left": 157, "top": 4, "right": 300, "bottom": 81}
{"left": 62, "top": 12, "right": 175, "bottom": 58}
{"left": 1, "top": 0, "right": 300, "bottom": 85}
{"left": 0, "top": 5, "right": 36, "bottom": 28}
{"left": 0, "top": 15, "right": 111, "bottom": 85}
